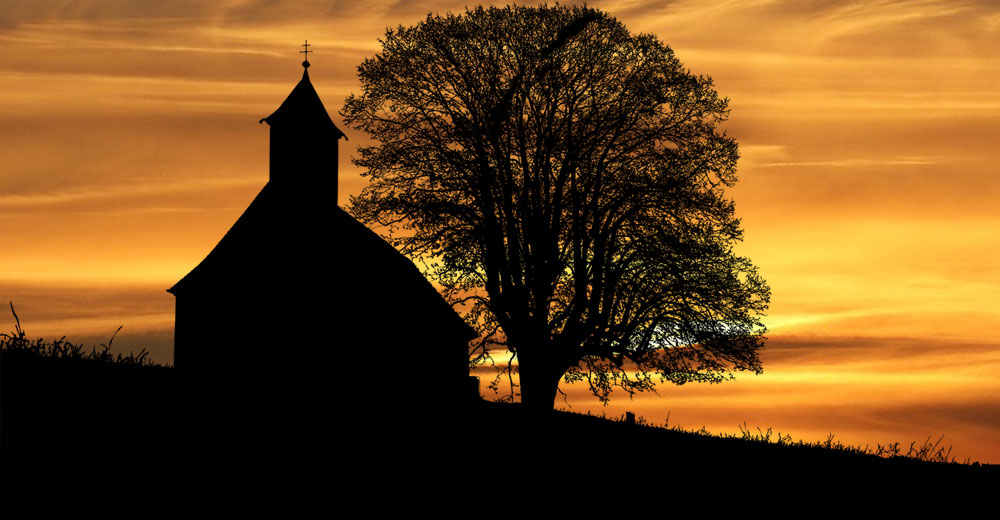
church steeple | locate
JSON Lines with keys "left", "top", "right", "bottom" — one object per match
{"left": 260, "top": 44, "right": 345, "bottom": 203}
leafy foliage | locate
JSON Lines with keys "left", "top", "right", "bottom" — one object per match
{"left": 343, "top": 4, "right": 769, "bottom": 407}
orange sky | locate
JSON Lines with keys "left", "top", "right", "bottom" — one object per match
{"left": 2, "top": 1, "right": 999, "bottom": 463}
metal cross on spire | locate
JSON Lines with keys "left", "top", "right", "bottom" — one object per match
{"left": 300, "top": 40, "right": 312, "bottom": 68}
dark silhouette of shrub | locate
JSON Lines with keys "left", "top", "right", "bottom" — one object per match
{"left": 1, "top": 302, "right": 156, "bottom": 367}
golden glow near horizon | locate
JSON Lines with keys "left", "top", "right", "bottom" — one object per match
{"left": 2, "top": 1, "right": 999, "bottom": 463}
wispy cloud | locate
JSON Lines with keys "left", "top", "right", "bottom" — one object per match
{"left": 551, "top": 334, "right": 1000, "bottom": 463}
{"left": 758, "top": 156, "right": 947, "bottom": 168}
{"left": 0, "top": 178, "right": 259, "bottom": 211}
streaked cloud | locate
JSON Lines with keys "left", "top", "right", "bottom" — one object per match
{"left": 756, "top": 156, "right": 946, "bottom": 168}
{"left": 548, "top": 335, "right": 1000, "bottom": 463}
{"left": 0, "top": 177, "right": 259, "bottom": 210}
{"left": 472, "top": 334, "right": 1000, "bottom": 463}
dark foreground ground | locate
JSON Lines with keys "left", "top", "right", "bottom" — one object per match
{"left": 2, "top": 352, "right": 997, "bottom": 516}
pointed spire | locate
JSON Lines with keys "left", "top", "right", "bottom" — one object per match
{"left": 259, "top": 44, "right": 345, "bottom": 140}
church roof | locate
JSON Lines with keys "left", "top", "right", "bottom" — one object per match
{"left": 168, "top": 184, "right": 476, "bottom": 342}
{"left": 167, "top": 183, "right": 280, "bottom": 295}
{"left": 260, "top": 67, "right": 346, "bottom": 139}
{"left": 334, "top": 206, "right": 479, "bottom": 342}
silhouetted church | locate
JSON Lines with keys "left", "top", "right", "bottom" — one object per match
{"left": 168, "top": 54, "right": 477, "bottom": 413}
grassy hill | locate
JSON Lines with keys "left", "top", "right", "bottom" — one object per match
{"left": 2, "top": 328, "right": 997, "bottom": 515}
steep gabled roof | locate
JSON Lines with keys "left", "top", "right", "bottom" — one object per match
{"left": 168, "top": 184, "right": 476, "bottom": 341}
{"left": 168, "top": 184, "right": 279, "bottom": 295}
{"left": 335, "top": 207, "right": 478, "bottom": 342}
{"left": 260, "top": 68, "right": 346, "bottom": 139}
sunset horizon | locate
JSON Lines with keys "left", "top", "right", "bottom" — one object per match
{"left": 3, "top": 1, "right": 999, "bottom": 464}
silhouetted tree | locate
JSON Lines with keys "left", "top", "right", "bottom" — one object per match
{"left": 342, "top": 4, "right": 770, "bottom": 411}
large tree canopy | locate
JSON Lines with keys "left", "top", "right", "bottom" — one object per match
{"left": 342, "top": 4, "right": 770, "bottom": 410}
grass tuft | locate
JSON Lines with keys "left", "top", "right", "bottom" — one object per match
{"left": 618, "top": 410, "right": 976, "bottom": 465}
{"left": 0, "top": 301, "right": 157, "bottom": 367}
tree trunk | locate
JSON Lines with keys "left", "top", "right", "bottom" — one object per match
{"left": 519, "top": 357, "right": 562, "bottom": 412}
